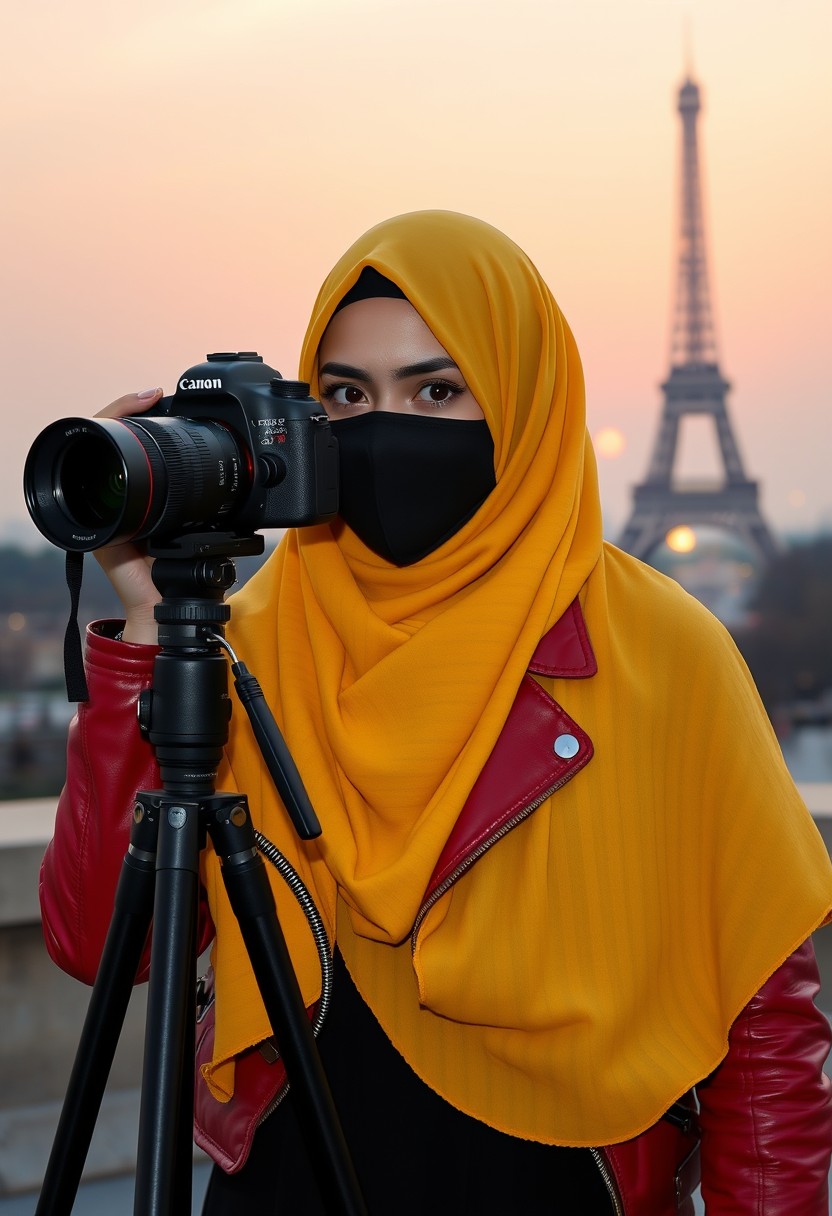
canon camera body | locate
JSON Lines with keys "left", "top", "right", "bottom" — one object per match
{"left": 24, "top": 352, "right": 339, "bottom": 553}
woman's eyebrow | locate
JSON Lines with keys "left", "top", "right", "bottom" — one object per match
{"left": 319, "top": 361, "right": 371, "bottom": 381}
{"left": 319, "top": 356, "right": 459, "bottom": 382}
{"left": 393, "top": 357, "right": 458, "bottom": 381}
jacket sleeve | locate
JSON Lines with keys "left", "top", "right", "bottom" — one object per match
{"left": 697, "top": 937, "right": 832, "bottom": 1214}
{"left": 39, "top": 622, "right": 215, "bottom": 985}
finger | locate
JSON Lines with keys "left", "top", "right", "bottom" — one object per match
{"left": 94, "top": 544, "right": 159, "bottom": 610}
{"left": 95, "top": 387, "right": 163, "bottom": 420}
{"left": 94, "top": 541, "right": 146, "bottom": 575}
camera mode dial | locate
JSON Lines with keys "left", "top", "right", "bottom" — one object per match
{"left": 269, "top": 378, "right": 312, "bottom": 399}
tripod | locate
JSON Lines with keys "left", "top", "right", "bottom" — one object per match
{"left": 36, "top": 534, "right": 368, "bottom": 1216}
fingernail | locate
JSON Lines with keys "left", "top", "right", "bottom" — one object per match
{"left": 137, "top": 387, "right": 161, "bottom": 399}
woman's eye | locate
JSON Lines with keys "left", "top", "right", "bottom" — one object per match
{"left": 415, "top": 381, "right": 463, "bottom": 405}
{"left": 323, "top": 384, "right": 366, "bottom": 407}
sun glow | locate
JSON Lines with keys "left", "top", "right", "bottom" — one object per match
{"left": 594, "top": 427, "right": 626, "bottom": 459}
{"left": 665, "top": 526, "right": 697, "bottom": 553}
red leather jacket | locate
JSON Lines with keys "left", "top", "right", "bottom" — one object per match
{"left": 40, "top": 612, "right": 832, "bottom": 1215}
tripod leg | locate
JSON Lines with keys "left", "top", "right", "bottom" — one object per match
{"left": 175, "top": 884, "right": 199, "bottom": 1203}
{"left": 35, "top": 806, "right": 158, "bottom": 1216}
{"left": 209, "top": 799, "right": 368, "bottom": 1216}
{"left": 134, "top": 799, "right": 200, "bottom": 1216}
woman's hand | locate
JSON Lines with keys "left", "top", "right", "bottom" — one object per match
{"left": 93, "top": 388, "right": 163, "bottom": 645}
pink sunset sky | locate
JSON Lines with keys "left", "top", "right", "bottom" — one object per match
{"left": 2, "top": 0, "right": 830, "bottom": 547}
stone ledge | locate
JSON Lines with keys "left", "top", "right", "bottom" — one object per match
{"left": 0, "top": 800, "right": 57, "bottom": 927}
{"left": 0, "top": 1089, "right": 209, "bottom": 1197}
{"left": 4, "top": 790, "right": 827, "bottom": 927}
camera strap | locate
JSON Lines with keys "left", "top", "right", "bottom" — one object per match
{"left": 63, "top": 551, "right": 90, "bottom": 703}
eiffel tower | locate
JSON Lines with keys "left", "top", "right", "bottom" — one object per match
{"left": 618, "top": 73, "right": 778, "bottom": 565}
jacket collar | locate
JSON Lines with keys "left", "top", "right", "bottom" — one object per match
{"left": 529, "top": 597, "right": 597, "bottom": 678}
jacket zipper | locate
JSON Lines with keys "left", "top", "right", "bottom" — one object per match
{"left": 411, "top": 770, "right": 580, "bottom": 946}
{"left": 258, "top": 1079, "right": 290, "bottom": 1126}
{"left": 590, "top": 1149, "right": 624, "bottom": 1215}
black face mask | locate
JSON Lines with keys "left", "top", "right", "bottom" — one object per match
{"left": 332, "top": 412, "right": 496, "bottom": 566}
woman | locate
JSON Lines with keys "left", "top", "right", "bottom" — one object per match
{"left": 41, "top": 211, "right": 832, "bottom": 1213}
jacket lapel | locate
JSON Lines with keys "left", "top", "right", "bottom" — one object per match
{"left": 421, "top": 600, "right": 597, "bottom": 912}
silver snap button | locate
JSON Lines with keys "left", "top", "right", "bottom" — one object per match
{"left": 553, "top": 733, "right": 580, "bottom": 759}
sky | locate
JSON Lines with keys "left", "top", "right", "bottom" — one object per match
{"left": 2, "top": 0, "right": 830, "bottom": 551}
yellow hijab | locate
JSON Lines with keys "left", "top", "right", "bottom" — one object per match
{"left": 202, "top": 211, "right": 832, "bottom": 1144}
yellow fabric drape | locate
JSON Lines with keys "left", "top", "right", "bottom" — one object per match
{"left": 201, "top": 211, "right": 832, "bottom": 1144}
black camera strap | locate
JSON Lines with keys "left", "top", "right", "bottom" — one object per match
{"left": 64, "top": 551, "right": 90, "bottom": 703}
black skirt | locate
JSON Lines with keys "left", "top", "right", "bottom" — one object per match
{"left": 201, "top": 949, "right": 614, "bottom": 1216}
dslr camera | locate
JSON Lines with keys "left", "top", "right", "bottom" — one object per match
{"left": 24, "top": 352, "right": 339, "bottom": 554}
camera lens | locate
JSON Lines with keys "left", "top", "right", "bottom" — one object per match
{"left": 58, "top": 433, "right": 128, "bottom": 528}
{"left": 23, "top": 415, "right": 248, "bottom": 552}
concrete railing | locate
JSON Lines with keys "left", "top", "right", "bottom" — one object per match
{"left": 1, "top": 791, "right": 830, "bottom": 1197}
